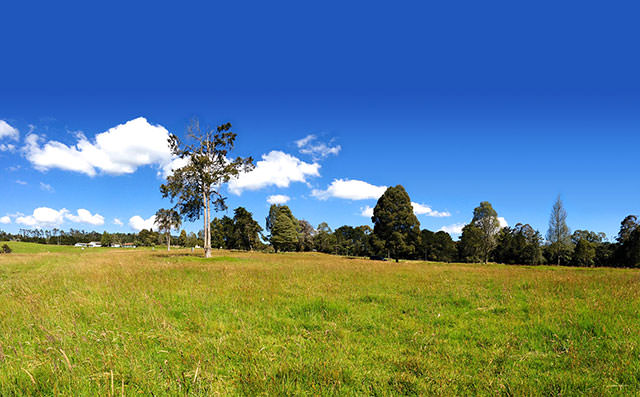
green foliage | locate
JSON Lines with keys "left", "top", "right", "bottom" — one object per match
{"left": 472, "top": 201, "right": 501, "bottom": 264}
{"left": 155, "top": 208, "right": 182, "bottom": 250}
{"left": 616, "top": 215, "right": 640, "bottom": 266}
{"left": 100, "top": 231, "right": 111, "bottom": 247}
{"left": 0, "top": 243, "right": 11, "bottom": 254}
{"left": 494, "top": 224, "right": 543, "bottom": 265}
{"left": 160, "top": 119, "right": 254, "bottom": 257}
{"left": 313, "top": 222, "right": 336, "bottom": 254}
{"left": 372, "top": 185, "right": 421, "bottom": 260}
{"left": 458, "top": 224, "right": 483, "bottom": 263}
{"left": 297, "top": 220, "right": 316, "bottom": 252}
{"left": 232, "top": 207, "right": 263, "bottom": 251}
{"left": 572, "top": 239, "right": 596, "bottom": 267}
{"left": 268, "top": 205, "right": 299, "bottom": 252}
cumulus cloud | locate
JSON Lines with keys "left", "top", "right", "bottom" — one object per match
{"left": 24, "top": 117, "right": 177, "bottom": 177}
{"left": 360, "top": 205, "right": 374, "bottom": 217}
{"left": 0, "top": 216, "right": 10, "bottom": 224}
{"left": 0, "top": 120, "right": 19, "bottom": 140}
{"left": 228, "top": 151, "right": 320, "bottom": 195}
{"left": 65, "top": 209, "right": 105, "bottom": 226}
{"left": 129, "top": 215, "right": 157, "bottom": 231}
{"left": 498, "top": 217, "right": 508, "bottom": 228}
{"left": 16, "top": 207, "right": 69, "bottom": 227}
{"left": 267, "top": 194, "right": 290, "bottom": 205}
{"left": 113, "top": 218, "right": 124, "bottom": 226}
{"left": 295, "top": 134, "right": 341, "bottom": 160}
{"left": 312, "top": 179, "right": 387, "bottom": 200}
{"left": 411, "top": 202, "right": 451, "bottom": 218}
{"left": 15, "top": 207, "right": 105, "bottom": 227}
{"left": 439, "top": 223, "right": 466, "bottom": 236}
{"left": 40, "top": 182, "right": 54, "bottom": 192}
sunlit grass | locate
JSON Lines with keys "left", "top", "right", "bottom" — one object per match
{"left": 0, "top": 243, "right": 639, "bottom": 395}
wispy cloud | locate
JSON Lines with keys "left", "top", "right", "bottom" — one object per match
{"left": 295, "top": 134, "right": 341, "bottom": 160}
{"left": 40, "top": 182, "right": 54, "bottom": 192}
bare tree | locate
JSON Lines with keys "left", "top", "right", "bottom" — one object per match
{"left": 160, "top": 119, "right": 254, "bottom": 258}
{"left": 546, "top": 195, "right": 571, "bottom": 265}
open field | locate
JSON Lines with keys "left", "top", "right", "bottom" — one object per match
{"left": 1, "top": 242, "right": 639, "bottom": 395}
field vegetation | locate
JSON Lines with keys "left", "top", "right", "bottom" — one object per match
{"left": 1, "top": 242, "right": 639, "bottom": 395}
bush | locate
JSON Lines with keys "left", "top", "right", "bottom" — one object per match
{"left": 1, "top": 244, "right": 11, "bottom": 254}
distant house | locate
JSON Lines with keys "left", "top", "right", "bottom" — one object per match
{"left": 74, "top": 243, "right": 87, "bottom": 247}
{"left": 123, "top": 243, "right": 136, "bottom": 248}
{"left": 87, "top": 242, "right": 102, "bottom": 248}
{"left": 111, "top": 244, "right": 121, "bottom": 248}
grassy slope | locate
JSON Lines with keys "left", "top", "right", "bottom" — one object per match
{"left": 0, "top": 245, "right": 639, "bottom": 395}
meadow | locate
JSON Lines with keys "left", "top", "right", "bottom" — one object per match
{"left": 0, "top": 242, "right": 639, "bottom": 395}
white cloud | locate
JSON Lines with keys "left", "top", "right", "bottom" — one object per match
{"left": 24, "top": 117, "right": 176, "bottom": 177}
{"left": 0, "top": 216, "right": 10, "bottom": 224}
{"left": 0, "top": 120, "right": 19, "bottom": 140}
{"left": 312, "top": 179, "right": 387, "bottom": 201}
{"left": 15, "top": 180, "right": 27, "bottom": 185}
{"left": 16, "top": 207, "right": 68, "bottom": 227}
{"left": 498, "top": 217, "right": 508, "bottom": 228}
{"left": 439, "top": 223, "right": 466, "bottom": 236}
{"left": 267, "top": 194, "right": 290, "bottom": 205}
{"left": 360, "top": 205, "right": 374, "bottom": 217}
{"left": 159, "top": 156, "right": 190, "bottom": 179}
{"left": 411, "top": 202, "right": 451, "bottom": 218}
{"left": 40, "top": 182, "right": 54, "bottom": 192}
{"left": 228, "top": 151, "right": 320, "bottom": 195}
{"left": 113, "top": 218, "right": 124, "bottom": 226}
{"left": 65, "top": 209, "right": 105, "bottom": 226}
{"left": 129, "top": 215, "right": 157, "bottom": 231}
{"left": 14, "top": 207, "right": 105, "bottom": 228}
{"left": 295, "top": 134, "right": 341, "bottom": 160}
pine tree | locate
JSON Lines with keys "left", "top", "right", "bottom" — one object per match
{"left": 546, "top": 196, "right": 572, "bottom": 265}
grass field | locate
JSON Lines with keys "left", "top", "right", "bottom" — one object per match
{"left": 0, "top": 242, "right": 639, "bottom": 395}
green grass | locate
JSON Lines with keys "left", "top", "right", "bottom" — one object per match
{"left": 1, "top": 244, "right": 639, "bottom": 395}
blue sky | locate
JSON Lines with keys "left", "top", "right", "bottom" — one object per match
{"left": 1, "top": 1, "right": 639, "bottom": 239}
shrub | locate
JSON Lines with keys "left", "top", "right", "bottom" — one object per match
{"left": 1, "top": 244, "right": 11, "bottom": 254}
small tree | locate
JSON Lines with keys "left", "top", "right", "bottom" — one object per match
{"left": 1, "top": 244, "right": 11, "bottom": 254}
{"left": 160, "top": 119, "right": 254, "bottom": 258}
{"left": 232, "top": 207, "right": 263, "bottom": 251}
{"left": 100, "top": 231, "right": 112, "bottom": 247}
{"left": 155, "top": 208, "right": 182, "bottom": 251}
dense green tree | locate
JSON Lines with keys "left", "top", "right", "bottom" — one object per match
{"left": 100, "top": 231, "right": 112, "bottom": 247}
{"left": 372, "top": 185, "right": 421, "bottom": 261}
{"left": 420, "top": 230, "right": 457, "bottom": 262}
{"left": 458, "top": 224, "right": 483, "bottom": 263}
{"left": 494, "top": 223, "right": 543, "bottom": 265}
{"left": 267, "top": 205, "right": 299, "bottom": 252}
{"left": 297, "top": 220, "right": 316, "bottom": 252}
{"left": 155, "top": 208, "right": 182, "bottom": 251}
{"left": 471, "top": 201, "right": 501, "bottom": 264}
{"left": 572, "top": 238, "right": 596, "bottom": 267}
{"left": 160, "top": 119, "right": 254, "bottom": 258}
{"left": 178, "top": 230, "right": 187, "bottom": 247}
{"left": 233, "top": 207, "right": 263, "bottom": 251}
{"left": 616, "top": 215, "right": 640, "bottom": 266}
{"left": 313, "top": 222, "right": 336, "bottom": 253}
{"left": 546, "top": 196, "right": 572, "bottom": 265}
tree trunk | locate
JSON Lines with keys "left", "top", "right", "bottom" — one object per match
{"left": 203, "top": 191, "right": 212, "bottom": 258}
{"left": 167, "top": 233, "right": 170, "bottom": 251}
